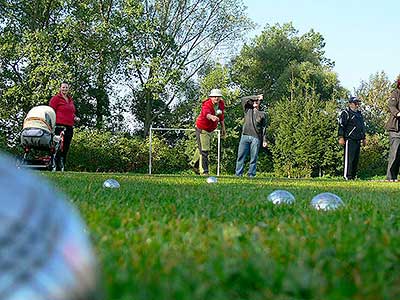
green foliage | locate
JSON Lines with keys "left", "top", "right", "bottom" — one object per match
{"left": 355, "top": 71, "right": 393, "bottom": 134}
{"left": 68, "top": 128, "right": 193, "bottom": 173}
{"left": 122, "top": 0, "right": 254, "bottom": 136}
{"left": 0, "top": 0, "right": 142, "bottom": 134}
{"left": 270, "top": 84, "right": 342, "bottom": 178}
{"left": 230, "top": 22, "right": 347, "bottom": 102}
{"left": 358, "top": 133, "right": 390, "bottom": 178}
{"left": 44, "top": 173, "right": 400, "bottom": 300}
{"left": 68, "top": 128, "right": 148, "bottom": 172}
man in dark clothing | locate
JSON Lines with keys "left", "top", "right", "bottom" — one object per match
{"left": 385, "top": 78, "right": 400, "bottom": 182}
{"left": 235, "top": 94, "right": 267, "bottom": 178}
{"left": 338, "top": 97, "right": 366, "bottom": 180}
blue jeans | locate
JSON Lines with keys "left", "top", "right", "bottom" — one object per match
{"left": 235, "top": 135, "right": 260, "bottom": 177}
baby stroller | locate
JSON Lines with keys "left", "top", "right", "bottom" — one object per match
{"left": 18, "top": 105, "right": 65, "bottom": 171}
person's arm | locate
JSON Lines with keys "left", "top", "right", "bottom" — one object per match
{"left": 388, "top": 91, "right": 400, "bottom": 117}
{"left": 49, "top": 96, "right": 58, "bottom": 111}
{"left": 242, "top": 95, "right": 262, "bottom": 110}
{"left": 262, "top": 114, "right": 268, "bottom": 147}
{"left": 206, "top": 114, "right": 219, "bottom": 122}
{"left": 71, "top": 99, "right": 80, "bottom": 122}
{"left": 338, "top": 110, "right": 348, "bottom": 145}
{"left": 220, "top": 120, "right": 226, "bottom": 137}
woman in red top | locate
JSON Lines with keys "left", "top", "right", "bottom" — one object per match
{"left": 49, "top": 82, "right": 79, "bottom": 170}
{"left": 192, "top": 89, "right": 226, "bottom": 175}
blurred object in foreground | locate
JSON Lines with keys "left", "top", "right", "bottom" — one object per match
{"left": 0, "top": 153, "right": 101, "bottom": 300}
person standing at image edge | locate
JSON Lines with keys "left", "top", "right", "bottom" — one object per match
{"left": 338, "top": 96, "right": 366, "bottom": 180}
{"left": 235, "top": 94, "right": 267, "bottom": 178}
{"left": 192, "top": 89, "right": 226, "bottom": 175}
{"left": 385, "top": 77, "right": 400, "bottom": 182}
{"left": 49, "top": 82, "right": 80, "bottom": 170}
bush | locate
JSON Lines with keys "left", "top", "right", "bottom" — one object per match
{"left": 358, "top": 133, "right": 389, "bottom": 178}
{"left": 68, "top": 129, "right": 192, "bottom": 173}
{"left": 68, "top": 129, "right": 148, "bottom": 172}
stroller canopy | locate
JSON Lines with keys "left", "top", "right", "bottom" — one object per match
{"left": 23, "top": 105, "right": 56, "bottom": 133}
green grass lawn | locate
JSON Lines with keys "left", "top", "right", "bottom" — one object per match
{"left": 43, "top": 172, "right": 400, "bottom": 300}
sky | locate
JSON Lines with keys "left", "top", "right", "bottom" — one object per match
{"left": 243, "top": 0, "right": 399, "bottom": 92}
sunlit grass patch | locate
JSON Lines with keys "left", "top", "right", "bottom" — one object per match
{"left": 43, "top": 172, "right": 400, "bottom": 300}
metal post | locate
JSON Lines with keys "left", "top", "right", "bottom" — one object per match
{"left": 149, "top": 125, "right": 152, "bottom": 175}
{"left": 217, "top": 130, "right": 220, "bottom": 176}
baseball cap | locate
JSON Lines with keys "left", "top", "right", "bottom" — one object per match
{"left": 348, "top": 96, "right": 360, "bottom": 103}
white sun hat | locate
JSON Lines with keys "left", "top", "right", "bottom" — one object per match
{"left": 209, "top": 89, "right": 223, "bottom": 97}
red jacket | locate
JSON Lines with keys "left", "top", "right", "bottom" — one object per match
{"left": 195, "top": 98, "right": 225, "bottom": 132}
{"left": 49, "top": 93, "right": 76, "bottom": 126}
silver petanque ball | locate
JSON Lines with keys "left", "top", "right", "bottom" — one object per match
{"left": 311, "top": 192, "right": 344, "bottom": 211}
{"left": 267, "top": 190, "right": 295, "bottom": 205}
{"left": 0, "top": 153, "right": 100, "bottom": 300}
{"left": 206, "top": 176, "right": 218, "bottom": 184}
{"left": 103, "top": 178, "right": 120, "bottom": 189}
{"left": 216, "top": 109, "right": 222, "bottom": 116}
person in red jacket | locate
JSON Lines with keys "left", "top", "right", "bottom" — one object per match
{"left": 192, "top": 89, "right": 226, "bottom": 175}
{"left": 49, "top": 82, "right": 80, "bottom": 170}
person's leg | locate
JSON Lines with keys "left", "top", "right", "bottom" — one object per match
{"left": 386, "top": 132, "right": 400, "bottom": 180}
{"left": 350, "top": 140, "right": 361, "bottom": 179}
{"left": 55, "top": 126, "right": 67, "bottom": 170}
{"left": 192, "top": 128, "right": 202, "bottom": 173}
{"left": 235, "top": 135, "right": 250, "bottom": 176}
{"left": 392, "top": 140, "right": 400, "bottom": 181}
{"left": 345, "top": 139, "right": 360, "bottom": 180}
{"left": 61, "top": 126, "right": 73, "bottom": 166}
{"left": 199, "top": 130, "right": 211, "bottom": 175}
{"left": 248, "top": 136, "right": 260, "bottom": 177}
{"left": 343, "top": 140, "right": 351, "bottom": 179}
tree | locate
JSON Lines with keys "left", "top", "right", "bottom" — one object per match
{"left": 269, "top": 81, "right": 341, "bottom": 177}
{"left": 230, "top": 22, "right": 346, "bottom": 103}
{"left": 121, "top": 0, "right": 254, "bottom": 136}
{"left": 0, "top": 0, "right": 142, "bottom": 139}
{"left": 355, "top": 71, "right": 393, "bottom": 134}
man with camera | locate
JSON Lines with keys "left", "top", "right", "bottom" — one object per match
{"left": 235, "top": 94, "right": 267, "bottom": 178}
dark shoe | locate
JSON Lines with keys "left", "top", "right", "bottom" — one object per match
{"left": 192, "top": 166, "right": 200, "bottom": 175}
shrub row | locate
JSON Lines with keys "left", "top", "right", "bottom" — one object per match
{"left": 67, "top": 129, "right": 190, "bottom": 173}
{"left": 64, "top": 129, "right": 389, "bottom": 177}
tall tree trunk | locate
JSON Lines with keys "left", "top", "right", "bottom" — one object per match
{"left": 143, "top": 89, "right": 153, "bottom": 137}
{"left": 95, "top": 54, "right": 109, "bottom": 129}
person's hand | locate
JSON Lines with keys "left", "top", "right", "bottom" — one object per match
{"left": 262, "top": 141, "right": 267, "bottom": 148}
{"left": 221, "top": 128, "right": 226, "bottom": 138}
{"left": 74, "top": 116, "right": 81, "bottom": 122}
{"left": 338, "top": 137, "right": 345, "bottom": 145}
{"left": 258, "top": 94, "right": 263, "bottom": 101}
{"left": 362, "top": 139, "right": 367, "bottom": 146}
{"left": 210, "top": 115, "right": 219, "bottom": 122}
